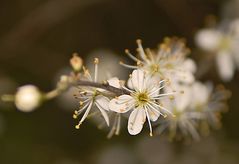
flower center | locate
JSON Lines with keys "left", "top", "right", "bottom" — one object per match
{"left": 219, "top": 36, "right": 231, "bottom": 50}
{"left": 135, "top": 92, "right": 149, "bottom": 106}
{"left": 150, "top": 64, "right": 159, "bottom": 73}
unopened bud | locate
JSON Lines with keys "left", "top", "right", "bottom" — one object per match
{"left": 15, "top": 85, "right": 42, "bottom": 112}
{"left": 70, "top": 53, "right": 83, "bottom": 72}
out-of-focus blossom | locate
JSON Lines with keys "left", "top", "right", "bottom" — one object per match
{"left": 121, "top": 38, "right": 196, "bottom": 88}
{"left": 195, "top": 19, "right": 239, "bottom": 81}
{"left": 73, "top": 58, "right": 110, "bottom": 129}
{"left": 156, "top": 81, "right": 230, "bottom": 141}
{"left": 15, "top": 85, "right": 42, "bottom": 112}
{"left": 157, "top": 83, "right": 202, "bottom": 140}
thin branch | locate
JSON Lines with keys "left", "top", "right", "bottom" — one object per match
{"left": 77, "top": 80, "right": 131, "bottom": 96}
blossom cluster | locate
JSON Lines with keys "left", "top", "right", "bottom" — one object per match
{"left": 2, "top": 38, "right": 230, "bottom": 141}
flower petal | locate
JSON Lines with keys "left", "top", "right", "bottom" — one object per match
{"left": 190, "top": 82, "right": 210, "bottom": 107}
{"left": 109, "top": 95, "right": 134, "bottom": 113}
{"left": 128, "top": 108, "right": 146, "bottom": 135}
{"left": 95, "top": 96, "right": 110, "bottom": 126}
{"left": 147, "top": 107, "right": 160, "bottom": 122}
{"left": 96, "top": 104, "right": 110, "bottom": 126}
{"left": 183, "top": 58, "right": 197, "bottom": 74}
{"left": 216, "top": 51, "right": 235, "bottom": 81}
{"left": 195, "top": 29, "right": 221, "bottom": 51}
{"left": 131, "top": 69, "right": 145, "bottom": 91}
{"left": 107, "top": 77, "right": 121, "bottom": 88}
{"left": 95, "top": 95, "right": 110, "bottom": 111}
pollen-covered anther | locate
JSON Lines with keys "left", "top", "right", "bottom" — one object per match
{"left": 150, "top": 132, "right": 153, "bottom": 137}
{"left": 79, "top": 101, "right": 84, "bottom": 106}
{"left": 73, "top": 114, "right": 78, "bottom": 119}
{"left": 136, "top": 60, "right": 142, "bottom": 66}
{"left": 102, "top": 80, "right": 108, "bottom": 85}
{"left": 94, "top": 58, "right": 99, "bottom": 64}
{"left": 165, "top": 79, "right": 171, "bottom": 85}
{"left": 136, "top": 39, "right": 142, "bottom": 45}
{"left": 125, "top": 49, "right": 130, "bottom": 54}
{"left": 169, "top": 95, "right": 175, "bottom": 100}
{"left": 75, "top": 124, "right": 80, "bottom": 129}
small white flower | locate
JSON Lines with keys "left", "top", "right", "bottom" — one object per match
{"left": 157, "top": 84, "right": 202, "bottom": 140}
{"left": 121, "top": 38, "right": 196, "bottom": 88}
{"left": 15, "top": 85, "right": 42, "bottom": 112}
{"left": 109, "top": 69, "right": 174, "bottom": 136}
{"left": 157, "top": 80, "right": 230, "bottom": 140}
{"left": 73, "top": 58, "right": 110, "bottom": 129}
{"left": 193, "top": 83, "right": 230, "bottom": 134}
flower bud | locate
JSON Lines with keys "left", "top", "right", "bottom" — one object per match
{"left": 15, "top": 85, "right": 42, "bottom": 112}
{"left": 70, "top": 53, "right": 83, "bottom": 72}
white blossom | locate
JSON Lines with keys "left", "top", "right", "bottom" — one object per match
{"left": 73, "top": 58, "right": 110, "bottom": 129}
{"left": 156, "top": 80, "right": 229, "bottom": 140}
{"left": 157, "top": 83, "right": 202, "bottom": 140}
{"left": 15, "top": 85, "right": 42, "bottom": 112}
{"left": 109, "top": 69, "right": 174, "bottom": 136}
{"left": 120, "top": 38, "right": 196, "bottom": 87}
{"left": 195, "top": 19, "right": 239, "bottom": 81}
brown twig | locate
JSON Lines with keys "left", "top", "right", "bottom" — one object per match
{"left": 77, "top": 80, "right": 130, "bottom": 96}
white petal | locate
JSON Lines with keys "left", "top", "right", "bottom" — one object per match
{"left": 174, "top": 86, "right": 191, "bottom": 111}
{"left": 147, "top": 107, "right": 160, "bottom": 122}
{"left": 191, "top": 82, "right": 210, "bottom": 106}
{"left": 109, "top": 95, "right": 134, "bottom": 113}
{"left": 96, "top": 104, "right": 110, "bottom": 126}
{"left": 195, "top": 29, "right": 221, "bottom": 51}
{"left": 107, "top": 77, "right": 121, "bottom": 88}
{"left": 131, "top": 69, "right": 145, "bottom": 91}
{"left": 128, "top": 108, "right": 146, "bottom": 135}
{"left": 216, "top": 51, "right": 235, "bottom": 81}
{"left": 127, "top": 77, "right": 133, "bottom": 89}
{"left": 95, "top": 96, "right": 110, "bottom": 126}
{"left": 95, "top": 95, "right": 110, "bottom": 111}
{"left": 182, "top": 58, "right": 197, "bottom": 73}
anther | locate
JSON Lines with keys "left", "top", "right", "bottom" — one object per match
{"left": 94, "top": 58, "right": 99, "bottom": 64}
{"left": 136, "top": 39, "right": 142, "bottom": 44}
{"left": 150, "top": 132, "right": 153, "bottom": 137}
{"left": 75, "top": 124, "right": 80, "bottom": 129}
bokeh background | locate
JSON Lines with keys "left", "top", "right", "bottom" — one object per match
{"left": 0, "top": 0, "right": 239, "bottom": 163}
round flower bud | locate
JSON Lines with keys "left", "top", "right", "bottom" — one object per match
{"left": 70, "top": 53, "right": 83, "bottom": 72}
{"left": 15, "top": 85, "right": 42, "bottom": 112}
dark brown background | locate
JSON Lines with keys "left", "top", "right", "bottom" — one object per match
{"left": 0, "top": 0, "right": 239, "bottom": 163}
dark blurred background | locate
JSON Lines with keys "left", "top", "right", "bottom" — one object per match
{"left": 0, "top": 0, "right": 239, "bottom": 164}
